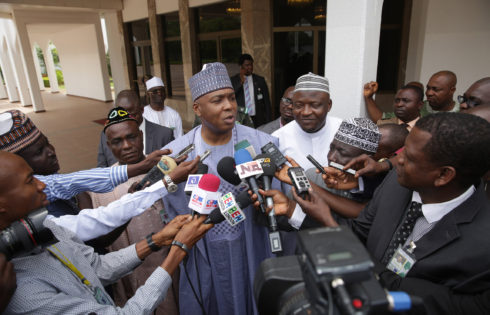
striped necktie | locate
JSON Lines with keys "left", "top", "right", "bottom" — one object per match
{"left": 243, "top": 77, "right": 254, "bottom": 116}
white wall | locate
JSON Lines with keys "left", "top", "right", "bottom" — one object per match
{"left": 406, "top": 0, "right": 490, "bottom": 97}
{"left": 122, "top": 0, "right": 148, "bottom": 22}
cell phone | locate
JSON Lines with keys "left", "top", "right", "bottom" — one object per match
{"left": 329, "top": 161, "right": 356, "bottom": 175}
{"left": 175, "top": 143, "right": 195, "bottom": 160}
{"left": 200, "top": 149, "right": 211, "bottom": 162}
{"left": 306, "top": 154, "right": 327, "bottom": 175}
{"left": 261, "top": 142, "right": 287, "bottom": 167}
{"left": 287, "top": 167, "right": 311, "bottom": 198}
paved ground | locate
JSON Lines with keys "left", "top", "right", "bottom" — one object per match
{"left": 0, "top": 91, "right": 114, "bottom": 173}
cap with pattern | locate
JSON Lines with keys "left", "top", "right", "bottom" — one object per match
{"left": 0, "top": 110, "right": 42, "bottom": 153}
{"left": 103, "top": 107, "right": 138, "bottom": 132}
{"left": 294, "top": 72, "right": 330, "bottom": 94}
{"left": 188, "top": 62, "right": 233, "bottom": 101}
{"left": 334, "top": 118, "right": 381, "bottom": 153}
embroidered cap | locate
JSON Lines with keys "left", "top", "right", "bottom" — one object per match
{"left": 294, "top": 72, "right": 330, "bottom": 94}
{"left": 103, "top": 107, "right": 139, "bottom": 133}
{"left": 145, "top": 77, "right": 165, "bottom": 90}
{"left": 0, "top": 110, "right": 42, "bottom": 153}
{"left": 334, "top": 118, "right": 381, "bottom": 153}
{"left": 188, "top": 62, "right": 233, "bottom": 101}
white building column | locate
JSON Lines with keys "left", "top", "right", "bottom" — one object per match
{"left": 324, "top": 0, "right": 384, "bottom": 119}
{"left": 32, "top": 45, "right": 45, "bottom": 91}
{"left": 7, "top": 38, "right": 32, "bottom": 106}
{"left": 12, "top": 15, "right": 44, "bottom": 110}
{"left": 104, "top": 11, "right": 130, "bottom": 96}
{"left": 0, "top": 39, "right": 19, "bottom": 102}
{"left": 94, "top": 16, "right": 112, "bottom": 101}
{"left": 45, "top": 43, "right": 59, "bottom": 93}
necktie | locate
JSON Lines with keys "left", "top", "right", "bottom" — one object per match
{"left": 243, "top": 77, "right": 254, "bottom": 116}
{"left": 383, "top": 201, "right": 423, "bottom": 264}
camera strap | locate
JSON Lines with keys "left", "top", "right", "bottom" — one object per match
{"left": 46, "top": 245, "right": 113, "bottom": 305}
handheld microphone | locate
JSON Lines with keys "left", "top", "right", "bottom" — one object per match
{"left": 184, "top": 162, "right": 209, "bottom": 195}
{"left": 217, "top": 157, "right": 242, "bottom": 185}
{"left": 188, "top": 173, "right": 221, "bottom": 215}
{"left": 204, "top": 190, "right": 252, "bottom": 224}
{"left": 135, "top": 156, "right": 177, "bottom": 191}
{"left": 255, "top": 153, "right": 282, "bottom": 253}
{"left": 234, "top": 149, "right": 266, "bottom": 213}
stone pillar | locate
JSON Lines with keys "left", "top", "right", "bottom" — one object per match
{"left": 104, "top": 11, "right": 131, "bottom": 96}
{"left": 45, "top": 43, "right": 60, "bottom": 93}
{"left": 0, "top": 40, "right": 19, "bottom": 102}
{"left": 32, "top": 46, "right": 45, "bottom": 91}
{"left": 240, "top": 0, "right": 272, "bottom": 110}
{"left": 324, "top": 0, "right": 384, "bottom": 119}
{"left": 12, "top": 16, "right": 41, "bottom": 109}
{"left": 0, "top": 79, "right": 7, "bottom": 99}
{"left": 178, "top": 0, "right": 199, "bottom": 122}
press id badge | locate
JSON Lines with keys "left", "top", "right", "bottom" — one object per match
{"left": 93, "top": 286, "right": 114, "bottom": 305}
{"left": 386, "top": 241, "right": 417, "bottom": 278}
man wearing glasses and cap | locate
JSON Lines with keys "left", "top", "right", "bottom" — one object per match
{"left": 143, "top": 77, "right": 184, "bottom": 138}
{"left": 258, "top": 86, "right": 295, "bottom": 134}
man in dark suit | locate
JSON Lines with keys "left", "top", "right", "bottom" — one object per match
{"left": 230, "top": 54, "right": 271, "bottom": 127}
{"left": 97, "top": 90, "right": 174, "bottom": 167}
{"left": 264, "top": 113, "right": 490, "bottom": 314}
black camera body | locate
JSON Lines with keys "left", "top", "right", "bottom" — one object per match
{"left": 0, "top": 208, "right": 56, "bottom": 260}
{"left": 254, "top": 226, "right": 392, "bottom": 315}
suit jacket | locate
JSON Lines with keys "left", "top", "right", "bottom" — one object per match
{"left": 257, "top": 117, "right": 281, "bottom": 134}
{"left": 350, "top": 170, "right": 490, "bottom": 314}
{"left": 230, "top": 73, "right": 271, "bottom": 127}
{"left": 97, "top": 119, "right": 174, "bottom": 167}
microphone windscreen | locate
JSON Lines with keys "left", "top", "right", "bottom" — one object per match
{"left": 197, "top": 162, "right": 208, "bottom": 174}
{"left": 206, "top": 207, "right": 226, "bottom": 224}
{"left": 217, "top": 157, "right": 242, "bottom": 185}
{"left": 254, "top": 153, "right": 277, "bottom": 177}
{"left": 234, "top": 148, "right": 253, "bottom": 165}
{"left": 235, "top": 190, "right": 252, "bottom": 209}
{"left": 198, "top": 173, "right": 220, "bottom": 192}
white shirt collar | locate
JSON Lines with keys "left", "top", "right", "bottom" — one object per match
{"left": 411, "top": 185, "right": 476, "bottom": 223}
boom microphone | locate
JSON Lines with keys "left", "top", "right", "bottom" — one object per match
{"left": 204, "top": 190, "right": 252, "bottom": 224}
{"left": 188, "top": 173, "right": 221, "bottom": 215}
{"left": 234, "top": 149, "right": 266, "bottom": 213}
{"left": 135, "top": 156, "right": 177, "bottom": 191}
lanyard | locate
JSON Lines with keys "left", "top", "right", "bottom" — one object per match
{"left": 47, "top": 245, "right": 114, "bottom": 306}
{"left": 47, "top": 245, "right": 92, "bottom": 287}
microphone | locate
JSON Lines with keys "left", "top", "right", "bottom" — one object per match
{"left": 254, "top": 153, "right": 282, "bottom": 253}
{"left": 234, "top": 149, "right": 266, "bottom": 213}
{"left": 188, "top": 173, "right": 221, "bottom": 215}
{"left": 204, "top": 190, "right": 252, "bottom": 224}
{"left": 217, "top": 157, "right": 242, "bottom": 185}
{"left": 135, "top": 156, "right": 177, "bottom": 191}
{"left": 184, "top": 162, "right": 209, "bottom": 195}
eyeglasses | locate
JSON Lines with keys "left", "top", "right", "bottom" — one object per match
{"left": 281, "top": 97, "right": 293, "bottom": 105}
{"left": 457, "top": 95, "right": 479, "bottom": 107}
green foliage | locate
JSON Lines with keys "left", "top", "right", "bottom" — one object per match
{"left": 43, "top": 77, "right": 50, "bottom": 88}
{"left": 56, "top": 70, "right": 64, "bottom": 86}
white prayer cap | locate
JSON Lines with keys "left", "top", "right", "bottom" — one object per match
{"left": 145, "top": 77, "right": 164, "bottom": 90}
{"left": 294, "top": 72, "right": 330, "bottom": 94}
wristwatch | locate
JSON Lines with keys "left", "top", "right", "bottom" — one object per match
{"left": 378, "top": 158, "right": 393, "bottom": 170}
{"left": 146, "top": 232, "right": 161, "bottom": 252}
{"left": 164, "top": 175, "right": 178, "bottom": 193}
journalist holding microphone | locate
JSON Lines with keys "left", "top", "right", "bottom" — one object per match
{"left": 0, "top": 150, "right": 213, "bottom": 314}
{"left": 255, "top": 113, "right": 490, "bottom": 314}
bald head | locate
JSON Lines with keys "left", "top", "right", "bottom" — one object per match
{"left": 459, "top": 77, "right": 490, "bottom": 111}
{"left": 0, "top": 151, "right": 47, "bottom": 229}
{"left": 374, "top": 124, "right": 408, "bottom": 160}
{"left": 426, "top": 70, "right": 457, "bottom": 111}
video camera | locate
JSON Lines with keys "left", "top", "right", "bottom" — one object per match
{"left": 0, "top": 208, "right": 57, "bottom": 260}
{"left": 254, "top": 226, "right": 422, "bottom": 315}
